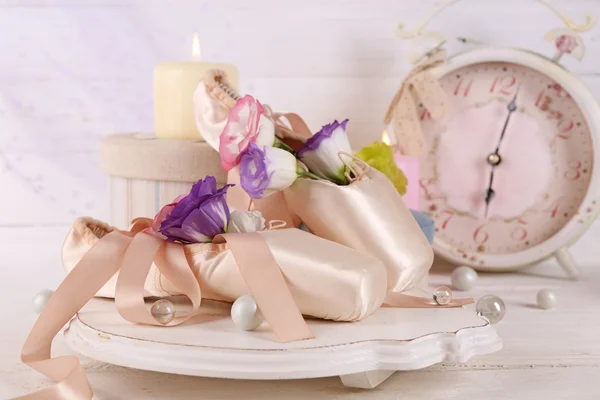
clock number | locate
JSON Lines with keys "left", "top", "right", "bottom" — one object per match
{"left": 511, "top": 219, "right": 528, "bottom": 241}
{"left": 556, "top": 119, "right": 574, "bottom": 140}
{"left": 420, "top": 108, "right": 432, "bottom": 121}
{"left": 454, "top": 78, "right": 473, "bottom": 97}
{"left": 535, "top": 89, "right": 551, "bottom": 111}
{"left": 419, "top": 178, "right": 436, "bottom": 200}
{"left": 544, "top": 196, "right": 565, "bottom": 218}
{"left": 490, "top": 75, "right": 517, "bottom": 95}
{"left": 440, "top": 210, "right": 455, "bottom": 230}
{"left": 564, "top": 160, "right": 582, "bottom": 181}
{"left": 473, "top": 225, "right": 489, "bottom": 245}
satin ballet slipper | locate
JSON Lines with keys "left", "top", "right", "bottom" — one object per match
{"left": 63, "top": 217, "right": 387, "bottom": 322}
{"left": 284, "top": 168, "right": 434, "bottom": 293}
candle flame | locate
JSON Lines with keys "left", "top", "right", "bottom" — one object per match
{"left": 192, "top": 33, "right": 201, "bottom": 59}
{"left": 382, "top": 130, "right": 391, "bottom": 146}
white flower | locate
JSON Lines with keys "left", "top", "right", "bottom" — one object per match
{"left": 297, "top": 119, "right": 352, "bottom": 183}
{"left": 239, "top": 143, "right": 299, "bottom": 199}
{"left": 227, "top": 210, "right": 266, "bottom": 233}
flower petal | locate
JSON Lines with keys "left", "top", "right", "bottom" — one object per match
{"left": 160, "top": 177, "right": 217, "bottom": 231}
{"left": 219, "top": 95, "right": 269, "bottom": 171}
{"left": 240, "top": 143, "right": 271, "bottom": 198}
{"left": 297, "top": 119, "right": 352, "bottom": 182}
{"left": 228, "top": 210, "right": 266, "bottom": 233}
{"left": 240, "top": 143, "right": 298, "bottom": 199}
{"left": 161, "top": 224, "right": 213, "bottom": 244}
{"left": 159, "top": 177, "right": 233, "bottom": 243}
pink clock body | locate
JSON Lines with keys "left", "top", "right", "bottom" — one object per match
{"left": 419, "top": 62, "right": 594, "bottom": 264}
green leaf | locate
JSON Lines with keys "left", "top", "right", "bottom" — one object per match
{"left": 355, "top": 142, "right": 408, "bottom": 195}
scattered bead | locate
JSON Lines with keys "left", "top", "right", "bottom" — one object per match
{"left": 231, "top": 295, "right": 264, "bottom": 331}
{"left": 536, "top": 289, "right": 557, "bottom": 310}
{"left": 151, "top": 299, "right": 175, "bottom": 325}
{"left": 433, "top": 286, "right": 452, "bottom": 305}
{"left": 33, "top": 289, "right": 54, "bottom": 314}
{"left": 451, "top": 266, "right": 478, "bottom": 291}
{"left": 476, "top": 295, "right": 505, "bottom": 324}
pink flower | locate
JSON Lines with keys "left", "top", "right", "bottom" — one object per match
{"left": 555, "top": 34, "right": 577, "bottom": 53}
{"left": 219, "top": 95, "right": 275, "bottom": 171}
{"left": 144, "top": 194, "right": 187, "bottom": 239}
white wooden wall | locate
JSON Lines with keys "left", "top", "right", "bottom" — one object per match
{"left": 2, "top": 0, "right": 600, "bottom": 264}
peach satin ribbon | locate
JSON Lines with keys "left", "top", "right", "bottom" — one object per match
{"left": 17, "top": 223, "right": 313, "bottom": 400}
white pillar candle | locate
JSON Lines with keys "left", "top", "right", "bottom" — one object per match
{"left": 154, "top": 35, "right": 239, "bottom": 140}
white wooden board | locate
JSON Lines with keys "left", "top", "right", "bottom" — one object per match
{"left": 63, "top": 298, "right": 501, "bottom": 388}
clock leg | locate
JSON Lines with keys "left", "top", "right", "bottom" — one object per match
{"left": 339, "top": 370, "right": 396, "bottom": 389}
{"left": 554, "top": 247, "right": 580, "bottom": 280}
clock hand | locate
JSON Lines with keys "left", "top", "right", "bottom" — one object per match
{"left": 483, "top": 84, "right": 521, "bottom": 218}
{"left": 493, "top": 83, "right": 521, "bottom": 153}
{"left": 484, "top": 170, "right": 495, "bottom": 218}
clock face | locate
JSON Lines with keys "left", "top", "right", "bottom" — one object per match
{"left": 419, "top": 61, "right": 594, "bottom": 263}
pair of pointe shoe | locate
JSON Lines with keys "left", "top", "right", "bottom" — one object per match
{"left": 63, "top": 190, "right": 433, "bottom": 324}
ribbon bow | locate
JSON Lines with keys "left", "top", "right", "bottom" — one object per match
{"left": 18, "top": 219, "right": 313, "bottom": 400}
{"left": 384, "top": 49, "right": 450, "bottom": 156}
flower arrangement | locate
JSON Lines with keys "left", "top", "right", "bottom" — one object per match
{"left": 219, "top": 95, "right": 408, "bottom": 199}
{"left": 147, "top": 176, "right": 266, "bottom": 243}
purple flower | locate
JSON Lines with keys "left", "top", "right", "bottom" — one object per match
{"left": 239, "top": 142, "right": 299, "bottom": 199}
{"left": 159, "top": 176, "right": 233, "bottom": 243}
{"left": 297, "top": 119, "right": 352, "bottom": 183}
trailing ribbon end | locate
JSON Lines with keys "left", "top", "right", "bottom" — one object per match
{"left": 16, "top": 220, "right": 312, "bottom": 399}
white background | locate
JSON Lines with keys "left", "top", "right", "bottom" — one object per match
{"left": 1, "top": 0, "right": 600, "bottom": 264}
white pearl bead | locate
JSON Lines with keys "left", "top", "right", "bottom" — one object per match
{"left": 33, "top": 289, "right": 54, "bottom": 314}
{"left": 537, "top": 289, "right": 557, "bottom": 310}
{"left": 451, "top": 266, "right": 478, "bottom": 291}
{"left": 433, "top": 286, "right": 452, "bottom": 305}
{"left": 231, "top": 295, "right": 264, "bottom": 331}
{"left": 151, "top": 299, "right": 175, "bottom": 325}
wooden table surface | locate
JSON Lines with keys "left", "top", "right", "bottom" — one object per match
{"left": 1, "top": 226, "right": 599, "bottom": 399}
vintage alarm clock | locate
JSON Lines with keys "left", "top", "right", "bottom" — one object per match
{"left": 386, "top": 0, "right": 599, "bottom": 278}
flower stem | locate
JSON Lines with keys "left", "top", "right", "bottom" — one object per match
{"left": 274, "top": 137, "right": 295, "bottom": 154}
{"left": 296, "top": 165, "right": 321, "bottom": 180}
{"left": 300, "top": 171, "right": 322, "bottom": 180}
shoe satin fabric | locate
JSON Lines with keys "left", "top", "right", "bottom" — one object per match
{"left": 62, "top": 218, "right": 387, "bottom": 322}
{"left": 284, "top": 168, "right": 434, "bottom": 293}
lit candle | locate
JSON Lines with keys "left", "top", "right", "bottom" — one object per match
{"left": 154, "top": 33, "right": 239, "bottom": 140}
{"left": 382, "top": 128, "right": 420, "bottom": 210}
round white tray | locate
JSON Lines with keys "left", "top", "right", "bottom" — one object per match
{"left": 64, "top": 298, "right": 502, "bottom": 389}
